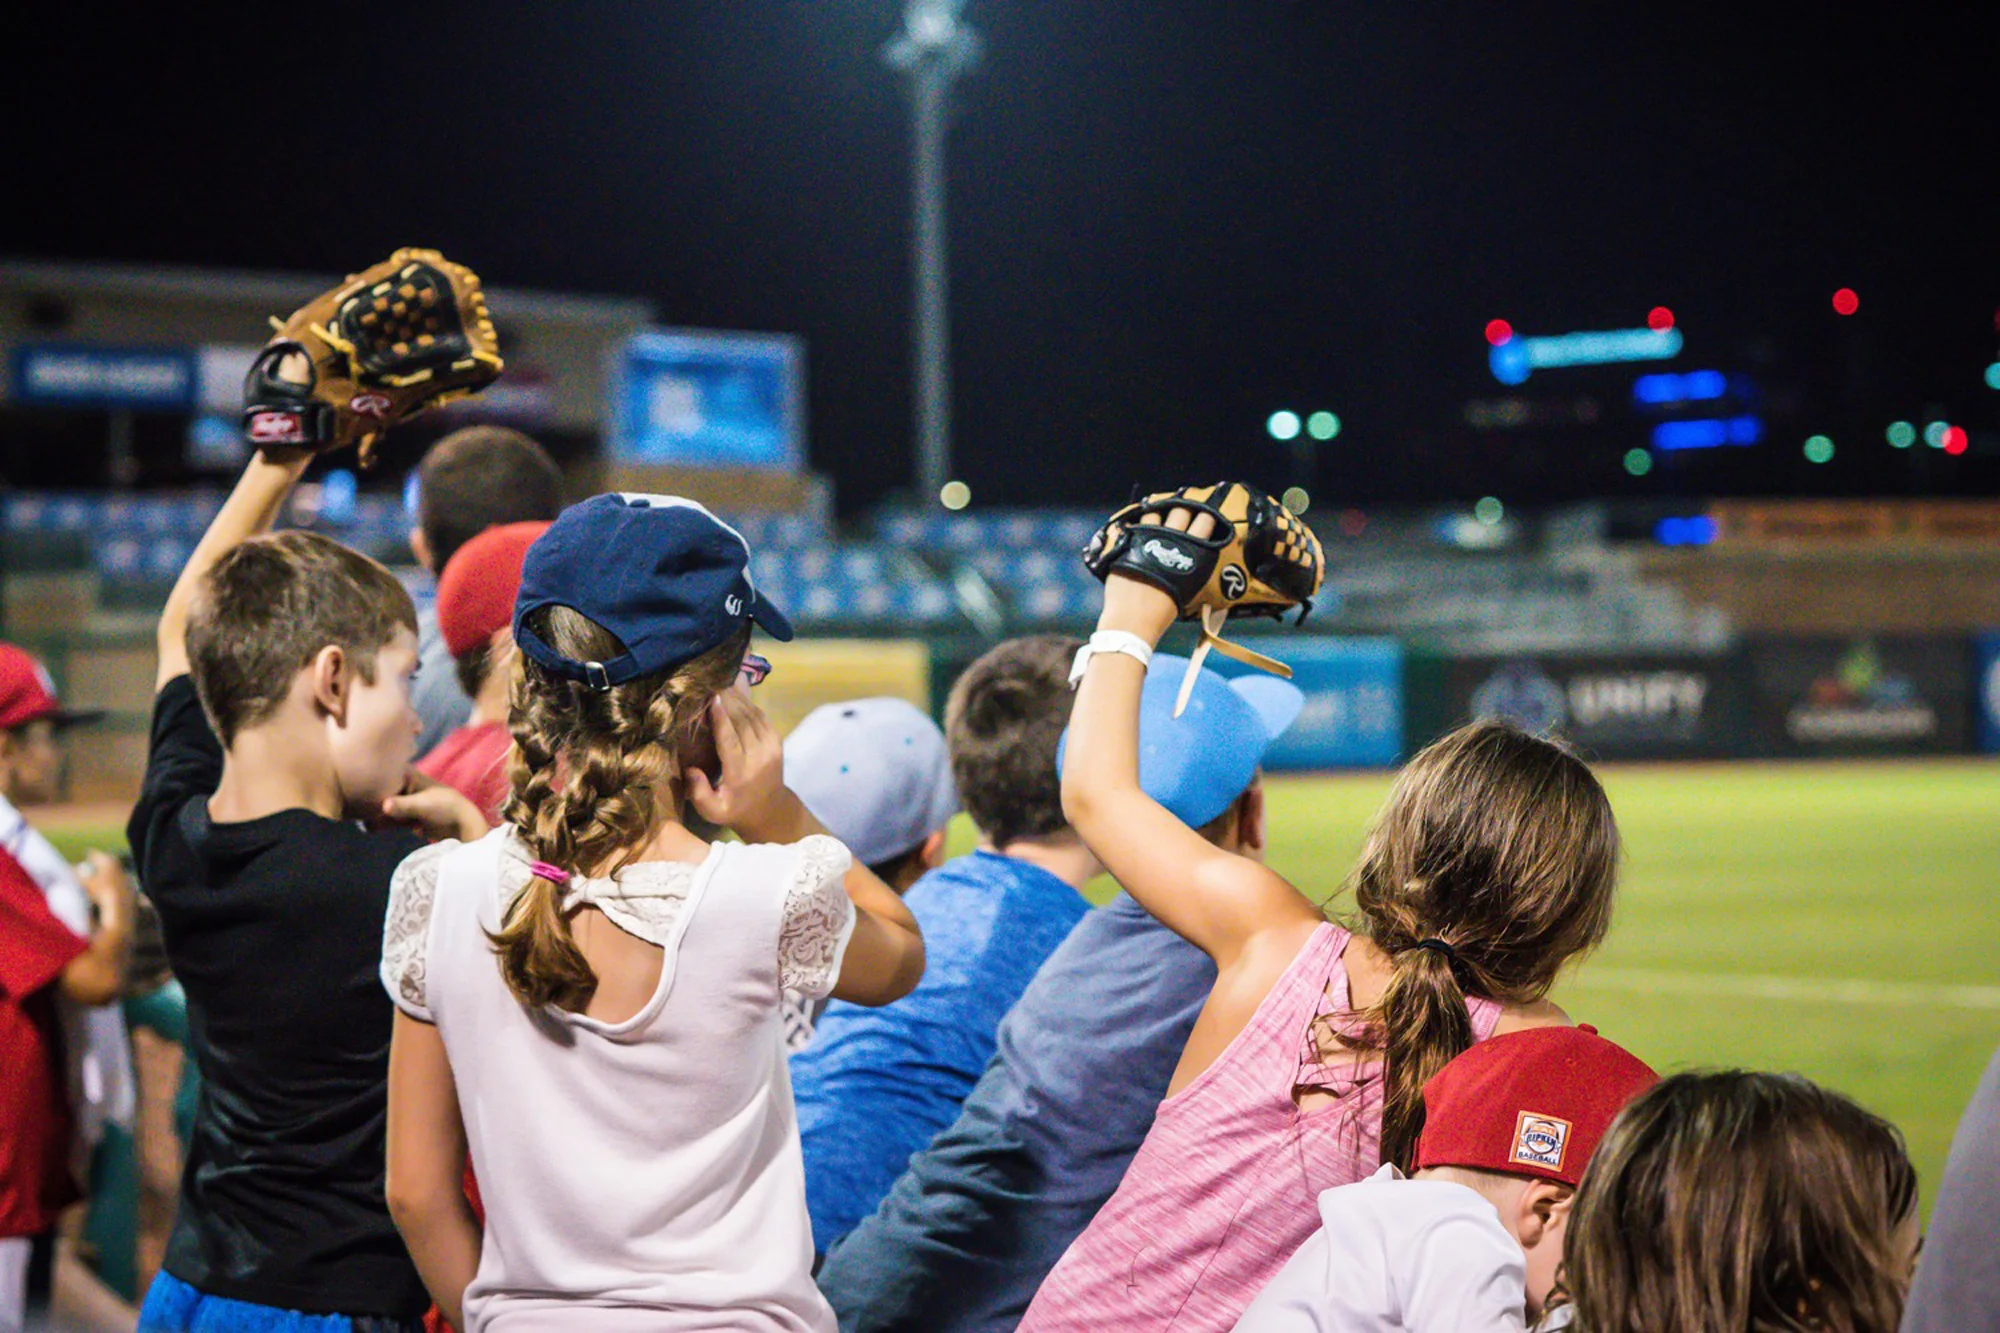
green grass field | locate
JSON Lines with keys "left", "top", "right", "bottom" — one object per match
{"left": 46, "top": 758, "right": 2000, "bottom": 1219}
{"left": 1183, "top": 759, "right": 1999, "bottom": 1218}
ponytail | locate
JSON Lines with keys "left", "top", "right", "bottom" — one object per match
{"left": 489, "top": 605, "right": 748, "bottom": 1009}
{"left": 1342, "top": 720, "right": 1620, "bottom": 1172}
{"left": 1373, "top": 944, "right": 1476, "bottom": 1173}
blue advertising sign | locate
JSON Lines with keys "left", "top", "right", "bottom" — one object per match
{"left": 1214, "top": 637, "right": 1403, "bottom": 769}
{"left": 608, "top": 328, "right": 804, "bottom": 470}
{"left": 12, "top": 343, "right": 196, "bottom": 410}
{"left": 1975, "top": 633, "right": 2000, "bottom": 753}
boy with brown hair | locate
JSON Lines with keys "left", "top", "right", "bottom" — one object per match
{"left": 406, "top": 426, "right": 563, "bottom": 757}
{"left": 790, "top": 634, "right": 1095, "bottom": 1254}
{"left": 128, "top": 442, "right": 486, "bottom": 1332}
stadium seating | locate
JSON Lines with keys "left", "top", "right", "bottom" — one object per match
{"left": 3, "top": 491, "right": 1726, "bottom": 649}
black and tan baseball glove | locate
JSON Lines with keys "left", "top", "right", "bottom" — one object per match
{"left": 1084, "top": 481, "right": 1325, "bottom": 712}
{"left": 241, "top": 248, "right": 503, "bottom": 468}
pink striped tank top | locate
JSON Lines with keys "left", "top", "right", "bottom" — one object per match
{"left": 1019, "top": 922, "right": 1503, "bottom": 1331}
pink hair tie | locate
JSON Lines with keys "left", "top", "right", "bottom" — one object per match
{"left": 527, "top": 861, "right": 572, "bottom": 885}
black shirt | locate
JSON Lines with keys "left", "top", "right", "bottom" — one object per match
{"left": 127, "top": 676, "right": 428, "bottom": 1317}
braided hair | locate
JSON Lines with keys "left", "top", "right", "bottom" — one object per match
{"left": 488, "top": 603, "right": 748, "bottom": 1010}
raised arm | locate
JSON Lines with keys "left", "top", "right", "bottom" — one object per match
{"left": 1063, "top": 515, "right": 1321, "bottom": 971}
{"left": 156, "top": 444, "right": 314, "bottom": 689}
{"left": 688, "top": 690, "right": 925, "bottom": 1006}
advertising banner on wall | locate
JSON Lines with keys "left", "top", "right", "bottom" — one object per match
{"left": 1976, "top": 634, "right": 2000, "bottom": 754}
{"left": 607, "top": 328, "right": 804, "bottom": 470}
{"left": 1213, "top": 637, "right": 1403, "bottom": 769}
{"left": 12, "top": 343, "right": 195, "bottom": 411}
{"left": 1745, "top": 636, "right": 1969, "bottom": 756}
{"left": 1424, "top": 652, "right": 1749, "bottom": 760}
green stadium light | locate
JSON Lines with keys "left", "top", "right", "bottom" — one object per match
{"left": 1306, "top": 411, "right": 1341, "bottom": 441}
{"left": 1886, "top": 421, "right": 1916, "bottom": 448}
{"left": 1281, "top": 486, "right": 1311, "bottom": 514}
{"left": 1474, "top": 496, "right": 1504, "bottom": 525}
{"left": 1623, "top": 448, "right": 1653, "bottom": 477}
{"left": 1985, "top": 362, "right": 2000, "bottom": 391}
{"left": 939, "top": 479, "right": 971, "bottom": 510}
{"left": 1804, "top": 435, "right": 1834, "bottom": 464}
{"left": 1925, "top": 421, "right": 1949, "bottom": 448}
{"left": 1267, "top": 410, "right": 1301, "bottom": 441}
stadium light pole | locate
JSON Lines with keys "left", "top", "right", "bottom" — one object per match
{"left": 885, "top": 0, "right": 978, "bottom": 508}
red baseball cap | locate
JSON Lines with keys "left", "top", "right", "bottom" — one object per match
{"left": 437, "top": 521, "right": 551, "bottom": 659}
{"left": 0, "top": 643, "right": 104, "bottom": 731}
{"left": 1414, "top": 1025, "right": 1658, "bottom": 1188}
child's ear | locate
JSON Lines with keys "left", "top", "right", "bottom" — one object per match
{"left": 311, "top": 644, "right": 351, "bottom": 722}
{"left": 1238, "top": 779, "right": 1267, "bottom": 856}
{"left": 919, "top": 828, "right": 948, "bottom": 871}
{"left": 1518, "top": 1181, "right": 1574, "bottom": 1247}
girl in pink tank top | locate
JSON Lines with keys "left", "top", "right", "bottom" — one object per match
{"left": 1035, "top": 500, "right": 1621, "bottom": 1330}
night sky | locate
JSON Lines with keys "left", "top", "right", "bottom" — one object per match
{"left": 6, "top": 3, "right": 1997, "bottom": 512}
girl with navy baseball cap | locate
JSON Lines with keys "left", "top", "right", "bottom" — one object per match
{"left": 378, "top": 494, "right": 925, "bottom": 1332}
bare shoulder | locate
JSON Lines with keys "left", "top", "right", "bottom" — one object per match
{"left": 1490, "top": 996, "right": 1574, "bottom": 1036}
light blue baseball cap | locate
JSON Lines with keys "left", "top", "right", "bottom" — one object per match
{"left": 783, "top": 698, "right": 958, "bottom": 867}
{"left": 1057, "top": 652, "right": 1304, "bottom": 828}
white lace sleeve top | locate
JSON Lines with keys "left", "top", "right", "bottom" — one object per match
{"left": 381, "top": 831, "right": 857, "bottom": 1023}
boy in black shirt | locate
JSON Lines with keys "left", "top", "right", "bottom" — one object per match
{"left": 127, "top": 441, "right": 486, "bottom": 1331}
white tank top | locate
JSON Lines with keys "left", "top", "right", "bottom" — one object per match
{"left": 382, "top": 828, "right": 855, "bottom": 1331}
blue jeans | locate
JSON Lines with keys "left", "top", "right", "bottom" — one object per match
{"left": 138, "top": 1272, "right": 423, "bottom": 1333}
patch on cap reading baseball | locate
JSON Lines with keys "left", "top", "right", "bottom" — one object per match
{"left": 1511, "top": 1110, "right": 1571, "bottom": 1171}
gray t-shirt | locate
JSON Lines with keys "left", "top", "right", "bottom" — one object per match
{"left": 814, "top": 892, "right": 1215, "bottom": 1332}
{"left": 413, "top": 601, "right": 472, "bottom": 761}
{"left": 1902, "top": 1043, "right": 2000, "bottom": 1333}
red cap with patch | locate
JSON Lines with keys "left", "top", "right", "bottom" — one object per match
{"left": 1414, "top": 1024, "right": 1658, "bottom": 1188}
{"left": 0, "top": 642, "right": 104, "bottom": 731}
{"left": 437, "top": 521, "right": 551, "bottom": 659}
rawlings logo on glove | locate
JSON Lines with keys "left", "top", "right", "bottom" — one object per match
{"left": 240, "top": 248, "right": 504, "bottom": 468}
{"left": 1083, "top": 482, "right": 1326, "bottom": 714}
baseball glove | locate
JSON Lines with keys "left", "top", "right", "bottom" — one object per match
{"left": 241, "top": 248, "right": 503, "bottom": 468}
{"left": 1083, "top": 481, "right": 1325, "bottom": 713}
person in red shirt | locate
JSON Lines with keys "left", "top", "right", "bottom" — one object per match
{"left": 416, "top": 521, "right": 550, "bottom": 823}
{"left": 409, "top": 525, "right": 546, "bottom": 1333}
{"left": 0, "top": 642, "right": 134, "bottom": 1333}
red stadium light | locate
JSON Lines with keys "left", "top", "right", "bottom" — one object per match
{"left": 1484, "top": 319, "right": 1514, "bottom": 346}
{"left": 1646, "top": 306, "right": 1675, "bottom": 332}
{"left": 1832, "top": 287, "right": 1860, "bottom": 316}
{"left": 1943, "top": 425, "right": 1969, "bottom": 455}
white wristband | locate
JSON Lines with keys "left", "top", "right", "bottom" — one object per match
{"left": 1069, "top": 630, "right": 1155, "bottom": 686}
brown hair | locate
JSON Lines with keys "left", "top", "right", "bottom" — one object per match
{"left": 944, "top": 634, "right": 1083, "bottom": 849}
{"left": 489, "top": 605, "right": 747, "bottom": 1009}
{"left": 1344, "top": 720, "right": 1618, "bottom": 1173}
{"left": 185, "top": 531, "right": 417, "bottom": 745}
{"left": 1566, "top": 1071, "right": 1918, "bottom": 1333}
{"left": 455, "top": 645, "right": 493, "bottom": 700}
{"left": 417, "top": 426, "right": 562, "bottom": 572}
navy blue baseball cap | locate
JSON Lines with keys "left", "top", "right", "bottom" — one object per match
{"left": 1057, "top": 652, "right": 1304, "bottom": 828}
{"left": 513, "top": 493, "right": 792, "bottom": 690}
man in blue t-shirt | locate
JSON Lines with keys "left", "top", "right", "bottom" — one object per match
{"left": 814, "top": 653, "right": 1303, "bottom": 1330}
{"left": 792, "top": 635, "right": 1095, "bottom": 1253}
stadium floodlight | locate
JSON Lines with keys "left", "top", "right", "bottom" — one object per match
{"left": 886, "top": 1, "right": 981, "bottom": 508}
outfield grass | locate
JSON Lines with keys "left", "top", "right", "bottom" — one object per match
{"left": 47, "top": 758, "right": 2000, "bottom": 1218}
